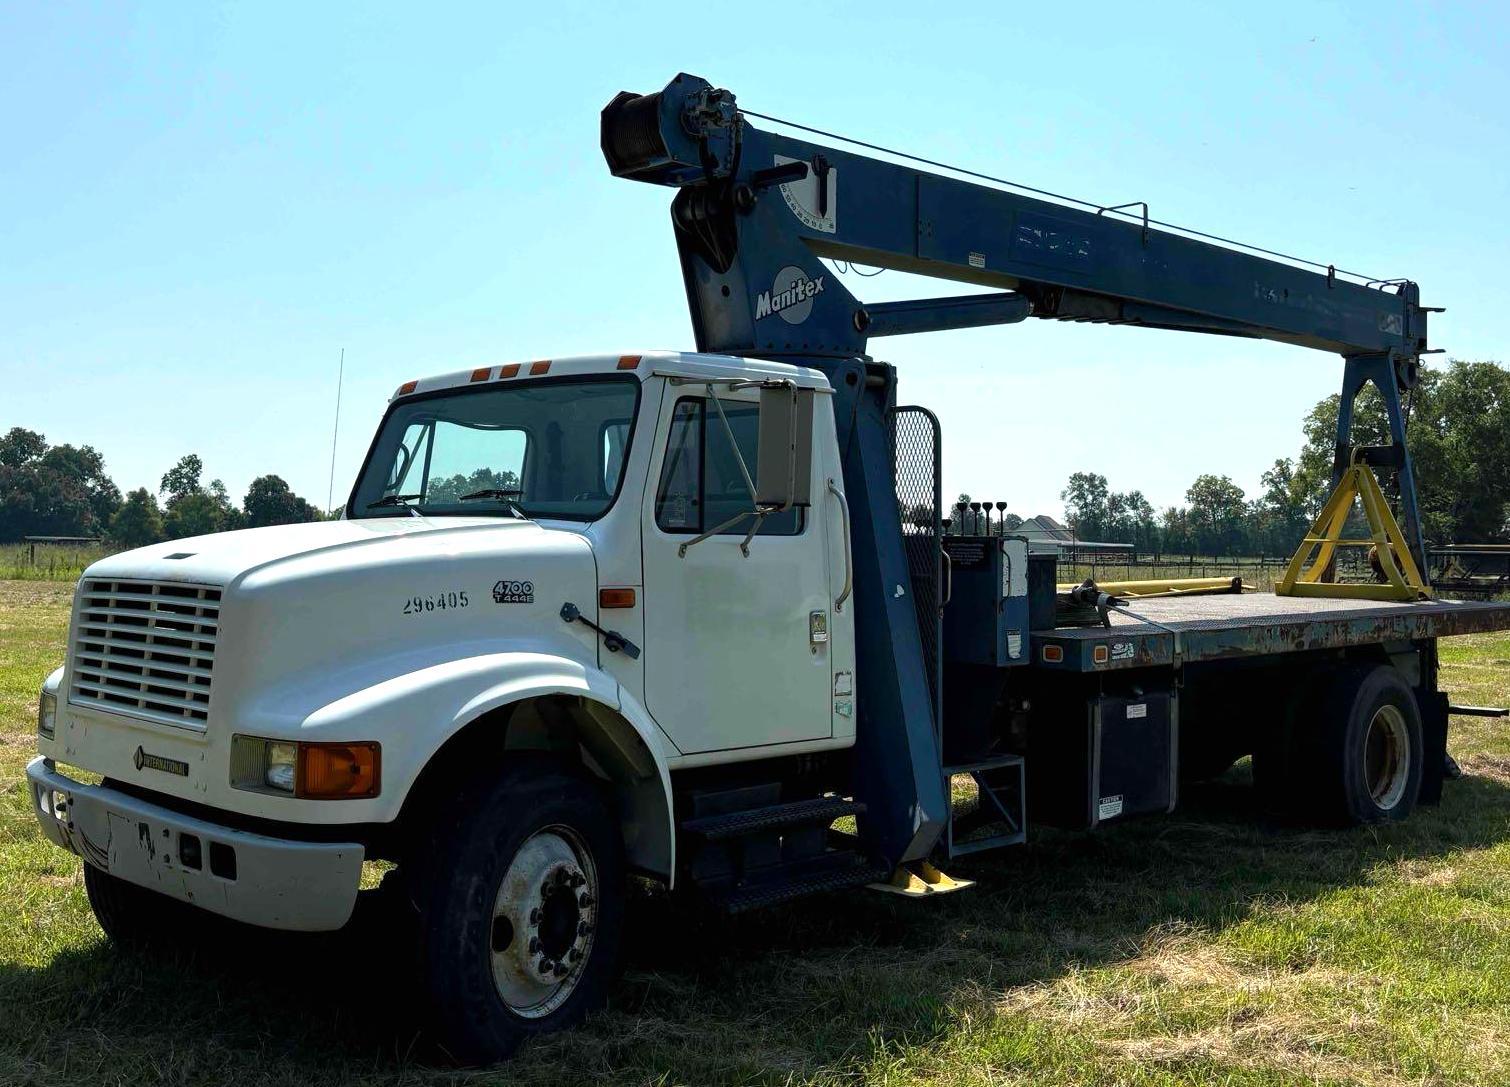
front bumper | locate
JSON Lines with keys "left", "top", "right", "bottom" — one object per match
{"left": 27, "top": 757, "right": 364, "bottom": 931}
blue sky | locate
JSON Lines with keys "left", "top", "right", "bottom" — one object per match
{"left": 3, "top": 2, "right": 1506, "bottom": 518}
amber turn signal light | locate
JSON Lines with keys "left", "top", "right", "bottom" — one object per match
{"left": 297, "top": 742, "right": 381, "bottom": 800}
{"left": 599, "top": 587, "right": 636, "bottom": 609}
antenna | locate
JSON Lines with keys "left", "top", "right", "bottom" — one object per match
{"left": 326, "top": 347, "right": 345, "bottom": 514}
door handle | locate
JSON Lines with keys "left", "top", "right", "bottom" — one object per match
{"left": 826, "top": 478, "right": 852, "bottom": 613}
{"left": 942, "top": 548, "right": 952, "bottom": 608}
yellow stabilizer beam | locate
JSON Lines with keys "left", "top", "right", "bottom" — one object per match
{"left": 1056, "top": 576, "right": 1244, "bottom": 598}
{"left": 1276, "top": 463, "right": 1430, "bottom": 602}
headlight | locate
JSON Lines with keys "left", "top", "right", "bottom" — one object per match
{"left": 37, "top": 690, "right": 57, "bottom": 739}
{"left": 265, "top": 742, "right": 298, "bottom": 791}
{"left": 231, "top": 735, "right": 298, "bottom": 794}
{"left": 231, "top": 735, "right": 380, "bottom": 799}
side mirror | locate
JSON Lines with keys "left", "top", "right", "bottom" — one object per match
{"left": 755, "top": 383, "right": 815, "bottom": 511}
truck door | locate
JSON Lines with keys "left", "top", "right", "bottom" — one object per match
{"left": 640, "top": 382, "right": 839, "bottom": 755}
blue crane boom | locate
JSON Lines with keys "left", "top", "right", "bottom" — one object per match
{"left": 602, "top": 74, "right": 1430, "bottom": 364}
{"left": 602, "top": 73, "right": 1432, "bottom": 569}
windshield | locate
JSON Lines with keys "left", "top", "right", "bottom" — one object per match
{"left": 349, "top": 376, "right": 640, "bottom": 521}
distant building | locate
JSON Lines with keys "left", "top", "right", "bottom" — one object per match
{"left": 1016, "top": 515, "right": 1134, "bottom": 558}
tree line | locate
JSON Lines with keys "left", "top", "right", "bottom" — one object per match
{"left": 0, "top": 429, "right": 324, "bottom": 547}
{"left": 5, "top": 360, "right": 1506, "bottom": 554}
{"left": 959, "top": 359, "right": 1510, "bottom": 556}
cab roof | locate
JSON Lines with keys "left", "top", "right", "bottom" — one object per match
{"left": 390, "top": 351, "right": 832, "bottom": 401}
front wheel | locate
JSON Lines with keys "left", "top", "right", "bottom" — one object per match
{"left": 413, "top": 758, "right": 625, "bottom": 1064}
{"left": 83, "top": 862, "right": 209, "bottom": 948}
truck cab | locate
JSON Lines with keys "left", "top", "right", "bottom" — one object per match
{"left": 28, "top": 350, "right": 863, "bottom": 1059}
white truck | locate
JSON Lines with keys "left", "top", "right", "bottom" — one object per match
{"left": 27, "top": 75, "right": 1510, "bottom": 1063}
{"left": 30, "top": 352, "right": 858, "bottom": 1058}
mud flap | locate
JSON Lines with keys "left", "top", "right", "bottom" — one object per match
{"left": 1418, "top": 688, "right": 1449, "bottom": 805}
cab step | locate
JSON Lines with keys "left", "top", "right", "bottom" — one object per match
{"left": 707, "top": 850, "right": 892, "bottom": 914}
{"left": 681, "top": 796, "right": 865, "bottom": 840}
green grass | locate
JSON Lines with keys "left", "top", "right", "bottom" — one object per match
{"left": 2, "top": 581, "right": 1509, "bottom": 1085}
{"left": 0, "top": 542, "right": 113, "bottom": 582}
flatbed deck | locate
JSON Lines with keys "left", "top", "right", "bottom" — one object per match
{"left": 1034, "top": 592, "right": 1510, "bottom": 672}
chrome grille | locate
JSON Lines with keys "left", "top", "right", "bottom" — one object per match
{"left": 70, "top": 579, "right": 221, "bottom": 729}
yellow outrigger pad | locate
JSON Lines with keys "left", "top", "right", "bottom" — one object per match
{"left": 1276, "top": 463, "right": 1430, "bottom": 602}
{"left": 867, "top": 860, "right": 975, "bottom": 897}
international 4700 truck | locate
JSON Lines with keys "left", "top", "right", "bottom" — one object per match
{"left": 26, "top": 75, "right": 1510, "bottom": 1062}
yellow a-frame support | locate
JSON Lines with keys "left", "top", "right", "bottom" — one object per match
{"left": 1276, "top": 462, "right": 1431, "bottom": 602}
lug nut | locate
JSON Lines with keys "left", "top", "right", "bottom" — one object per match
{"left": 539, "top": 958, "right": 554, "bottom": 974}
{"left": 528, "top": 936, "right": 540, "bottom": 954}
{"left": 553, "top": 962, "right": 568, "bottom": 978}
{"left": 529, "top": 907, "right": 542, "bottom": 926}
{"left": 578, "top": 921, "right": 593, "bottom": 937}
{"left": 578, "top": 893, "right": 593, "bottom": 908}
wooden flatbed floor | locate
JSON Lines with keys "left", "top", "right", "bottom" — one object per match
{"left": 1033, "top": 592, "right": 1510, "bottom": 672}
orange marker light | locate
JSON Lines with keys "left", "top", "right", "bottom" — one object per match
{"left": 498, "top": 363, "right": 521, "bottom": 379}
{"left": 529, "top": 360, "right": 551, "bottom": 375}
{"left": 1041, "top": 645, "right": 1064, "bottom": 663}
{"left": 297, "top": 742, "right": 381, "bottom": 800}
{"left": 1093, "top": 645, "right": 1110, "bottom": 665}
{"left": 617, "top": 354, "right": 642, "bottom": 370}
{"left": 470, "top": 367, "right": 492, "bottom": 382}
{"left": 599, "top": 587, "right": 636, "bottom": 609}
{"left": 397, "top": 380, "right": 418, "bottom": 396}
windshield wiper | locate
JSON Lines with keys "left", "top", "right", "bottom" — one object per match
{"left": 366, "top": 493, "right": 423, "bottom": 514}
{"left": 459, "top": 488, "right": 529, "bottom": 519}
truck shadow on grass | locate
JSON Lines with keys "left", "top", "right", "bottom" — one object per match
{"left": 4, "top": 770, "right": 1509, "bottom": 1084}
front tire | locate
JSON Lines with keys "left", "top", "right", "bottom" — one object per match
{"left": 83, "top": 862, "right": 207, "bottom": 948}
{"left": 414, "top": 758, "right": 625, "bottom": 1064}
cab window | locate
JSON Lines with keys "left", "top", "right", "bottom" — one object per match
{"left": 654, "top": 397, "right": 804, "bottom": 536}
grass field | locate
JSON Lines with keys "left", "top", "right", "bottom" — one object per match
{"left": 0, "top": 542, "right": 114, "bottom": 582}
{"left": 2, "top": 580, "right": 1509, "bottom": 1085}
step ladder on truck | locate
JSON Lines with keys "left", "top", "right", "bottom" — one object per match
{"left": 24, "top": 74, "right": 1510, "bottom": 1062}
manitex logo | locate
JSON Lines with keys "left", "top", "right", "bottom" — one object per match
{"left": 133, "top": 745, "right": 189, "bottom": 777}
{"left": 755, "top": 265, "right": 825, "bottom": 325}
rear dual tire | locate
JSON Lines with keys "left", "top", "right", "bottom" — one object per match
{"left": 1256, "top": 662, "right": 1423, "bottom": 825}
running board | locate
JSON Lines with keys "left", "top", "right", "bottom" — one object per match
{"left": 681, "top": 796, "right": 865, "bottom": 840}
{"left": 706, "top": 851, "right": 892, "bottom": 914}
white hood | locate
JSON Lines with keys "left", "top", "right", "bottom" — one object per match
{"left": 86, "top": 516, "right": 534, "bottom": 587}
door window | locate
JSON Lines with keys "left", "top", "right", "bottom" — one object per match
{"left": 653, "top": 397, "right": 803, "bottom": 536}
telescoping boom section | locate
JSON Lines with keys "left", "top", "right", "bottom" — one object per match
{"left": 602, "top": 74, "right": 1429, "bottom": 362}
{"left": 602, "top": 74, "right": 1473, "bottom": 871}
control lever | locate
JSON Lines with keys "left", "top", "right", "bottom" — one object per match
{"left": 560, "top": 602, "right": 641, "bottom": 659}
